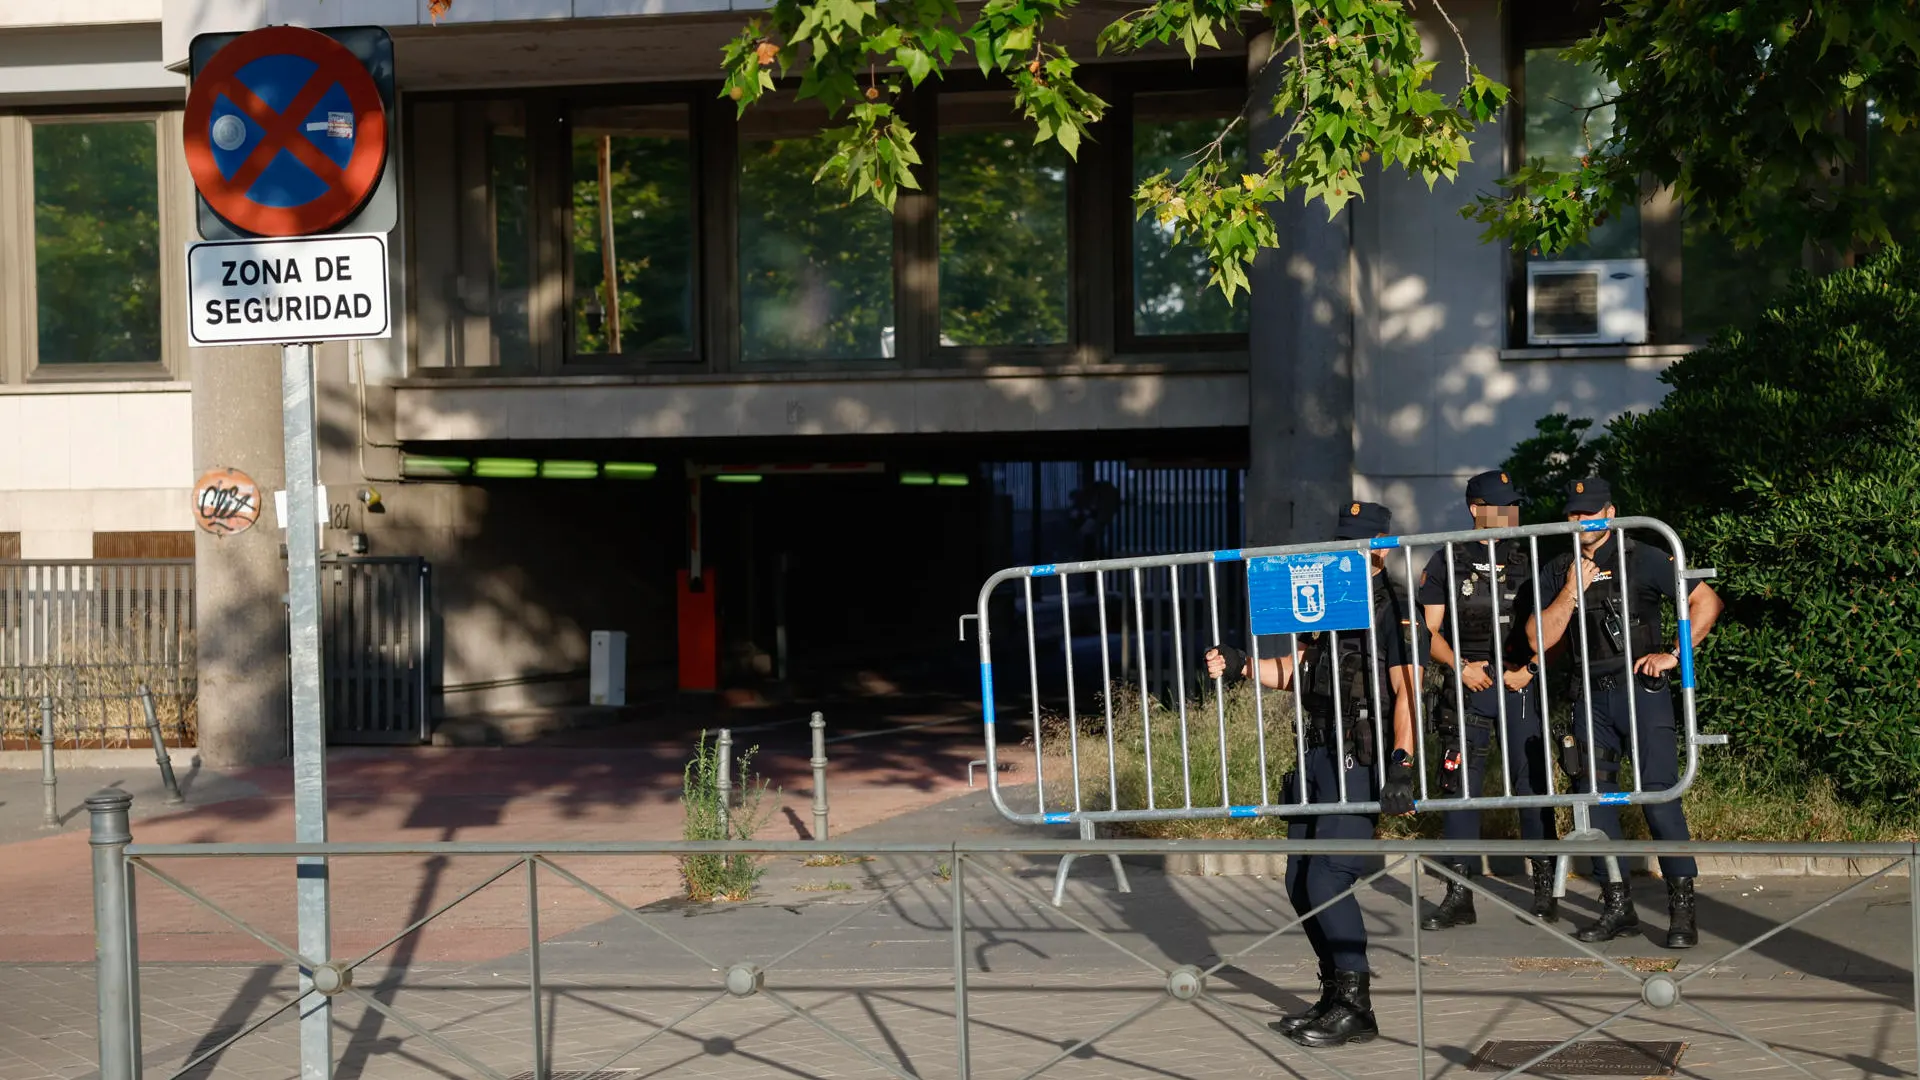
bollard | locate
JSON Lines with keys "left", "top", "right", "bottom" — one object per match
{"left": 138, "top": 687, "right": 184, "bottom": 806}
{"left": 89, "top": 792, "right": 137, "bottom": 1080}
{"left": 41, "top": 696, "right": 57, "bottom": 828}
{"left": 809, "top": 712, "right": 830, "bottom": 842}
{"left": 715, "top": 728, "right": 733, "bottom": 836}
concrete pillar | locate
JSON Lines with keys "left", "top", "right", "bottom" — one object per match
{"left": 192, "top": 344, "right": 290, "bottom": 767}
{"left": 1244, "top": 33, "right": 1357, "bottom": 547}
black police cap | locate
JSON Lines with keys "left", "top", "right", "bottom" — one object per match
{"left": 1465, "top": 470, "right": 1521, "bottom": 506}
{"left": 1334, "top": 500, "right": 1393, "bottom": 540}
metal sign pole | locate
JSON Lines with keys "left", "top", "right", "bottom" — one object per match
{"left": 282, "top": 341, "right": 332, "bottom": 1080}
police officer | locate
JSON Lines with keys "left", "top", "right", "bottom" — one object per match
{"left": 1204, "top": 501, "right": 1420, "bottom": 1048}
{"left": 1526, "top": 477, "right": 1724, "bottom": 948}
{"left": 1417, "top": 470, "right": 1560, "bottom": 930}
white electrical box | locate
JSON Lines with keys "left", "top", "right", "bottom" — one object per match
{"left": 1526, "top": 258, "right": 1649, "bottom": 345}
{"left": 590, "top": 631, "right": 627, "bottom": 706}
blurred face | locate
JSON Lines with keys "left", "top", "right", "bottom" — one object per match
{"left": 1569, "top": 504, "right": 1617, "bottom": 551}
{"left": 1469, "top": 500, "right": 1520, "bottom": 529}
{"left": 1370, "top": 534, "right": 1389, "bottom": 569}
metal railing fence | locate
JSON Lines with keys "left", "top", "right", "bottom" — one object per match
{"left": 972, "top": 516, "right": 1719, "bottom": 828}
{"left": 85, "top": 793, "right": 1920, "bottom": 1080}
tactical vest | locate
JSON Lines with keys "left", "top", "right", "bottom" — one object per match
{"left": 1296, "top": 575, "right": 1405, "bottom": 765}
{"left": 1448, "top": 540, "right": 1526, "bottom": 660}
{"left": 1577, "top": 538, "right": 1663, "bottom": 662}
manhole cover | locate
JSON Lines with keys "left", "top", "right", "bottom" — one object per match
{"left": 1470, "top": 1040, "right": 1686, "bottom": 1076}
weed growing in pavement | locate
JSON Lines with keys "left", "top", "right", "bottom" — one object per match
{"left": 678, "top": 730, "right": 775, "bottom": 902}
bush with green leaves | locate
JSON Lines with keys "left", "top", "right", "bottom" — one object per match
{"left": 1500, "top": 414, "right": 1617, "bottom": 526}
{"left": 1526, "top": 248, "right": 1920, "bottom": 808}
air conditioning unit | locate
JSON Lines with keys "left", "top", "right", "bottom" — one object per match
{"left": 1526, "top": 258, "right": 1649, "bottom": 346}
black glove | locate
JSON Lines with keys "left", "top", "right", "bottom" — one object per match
{"left": 1204, "top": 643, "right": 1248, "bottom": 685}
{"left": 1380, "top": 750, "right": 1417, "bottom": 816}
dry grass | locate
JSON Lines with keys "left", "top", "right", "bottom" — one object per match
{"left": 802, "top": 854, "right": 877, "bottom": 867}
{"left": 0, "top": 625, "right": 196, "bottom": 748}
{"left": 1023, "top": 681, "right": 1919, "bottom": 844}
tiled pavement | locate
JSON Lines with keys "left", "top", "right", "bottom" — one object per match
{"left": 4, "top": 845, "right": 1916, "bottom": 1080}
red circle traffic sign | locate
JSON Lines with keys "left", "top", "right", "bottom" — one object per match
{"left": 183, "top": 26, "right": 388, "bottom": 237}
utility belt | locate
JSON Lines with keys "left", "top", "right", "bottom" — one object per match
{"left": 1559, "top": 740, "right": 1621, "bottom": 781}
{"left": 1585, "top": 669, "right": 1670, "bottom": 694}
{"left": 1301, "top": 712, "right": 1376, "bottom": 767}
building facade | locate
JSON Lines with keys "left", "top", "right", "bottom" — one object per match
{"left": 0, "top": 0, "right": 1705, "bottom": 763}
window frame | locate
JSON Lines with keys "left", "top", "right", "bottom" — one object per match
{"left": 1503, "top": 13, "right": 1685, "bottom": 351}
{"left": 1111, "top": 62, "right": 1254, "bottom": 356}
{"left": 0, "top": 106, "right": 188, "bottom": 385}
{"left": 403, "top": 65, "right": 1254, "bottom": 380}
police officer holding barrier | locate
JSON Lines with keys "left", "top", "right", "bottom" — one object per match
{"left": 1527, "top": 477, "right": 1724, "bottom": 948}
{"left": 1417, "top": 470, "right": 1561, "bottom": 930}
{"left": 1204, "top": 501, "right": 1420, "bottom": 1048}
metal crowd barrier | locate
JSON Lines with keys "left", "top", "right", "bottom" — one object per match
{"left": 82, "top": 794, "right": 1919, "bottom": 1080}
{"left": 970, "top": 517, "right": 1722, "bottom": 896}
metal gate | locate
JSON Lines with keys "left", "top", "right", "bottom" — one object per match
{"left": 318, "top": 556, "right": 431, "bottom": 745}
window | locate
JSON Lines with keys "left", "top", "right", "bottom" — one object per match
{"left": 938, "top": 93, "right": 1070, "bottom": 348}
{"left": 1130, "top": 90, "right": 1248, "bottom": 338}
{"left": 568, "top": 104, "right": 696, "bottom": 359}
{"left": 408, "top": 76, "right": 1249, "bottom": 375}
{"left": 30, "top": 119, "right": 163, "bottom": 368}
{"left": 488, "top": 102, "right": 536, "bottom": 371}
{"left": 0, "top": 534, "right": 18, "bottom": 560}
{"left": 738, "top": 97, "right": 894, "bottom": 363}
{"left": 1522, "top": 50, "right": 1639, "bottom": 262}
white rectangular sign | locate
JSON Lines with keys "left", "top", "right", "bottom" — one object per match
{"left": 187, "top": 234, "right": 390, "bottom": 347}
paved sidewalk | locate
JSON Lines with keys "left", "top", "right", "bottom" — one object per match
{"left": 2, "top": 787, "right": 1916, "bottom": 1080}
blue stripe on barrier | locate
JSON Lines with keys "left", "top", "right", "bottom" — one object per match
{"left": 1030, "top": 564, "right": 1056, "bottom": 577}
{"left": 1598, "top": 792, "right": 1631, "bottom": 805}
{"left": 979, "top": 662, "right": 994, "bottom": 726}
{"left": 1044, "top": 812, "right": 1072, "bottom": 824}
{"left": 1228, "top": 805, "right": 1259, "bottom": 818}
{"left": 1369, "top": 536, "right": 1401, "bottom": 549}
{"left": 1677, "top": 618, "right": 1695, "bottom": 689}
{"left": 1580, "top": 518, "right": 1611, "bottom": 532}
{"left": 1214, "top": 549, "right": 1244, "bottom": 562}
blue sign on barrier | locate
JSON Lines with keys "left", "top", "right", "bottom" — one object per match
{"left": 1248, "top": 552, "right": 1372, "bottom": 636}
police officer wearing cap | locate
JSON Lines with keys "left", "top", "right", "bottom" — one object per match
{"left": 1203, "top": 501, "right": 1421, "bottom": 1048}
{"left": 1417, "top": 470, "right": 1561, "bottom": 931}
{"left": 1527, "top": 477, "right": 1724, "bottom": 948}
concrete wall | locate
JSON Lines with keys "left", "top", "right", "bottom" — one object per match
{"left": 394, "top": 369, "right": 1249, "bottom": 442}
{"left": 0, "top": 386, "right": 195, "bottom": 557}
{"left": 0, "top": 22, "right": 178, "bottom": 103}
{"left": 1347, "top": 0, "right": 1676, "bottom": 533}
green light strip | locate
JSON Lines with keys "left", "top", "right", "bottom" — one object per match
{"left": 899, "top": 471, "right": 934, "bottom": 486}
{"left": 713, "top": 474, "right": 763, "bottom": 483}
{"left": 401, "top": 455, "right": 472, "bottom": 478}
{"left": 937, "top": 473, "right": 971, "bottom": 487}
{"left": 402, "top": 456, "right": 657, "bottom": 481}
{"left": 540, "top": 460, "right": 599, "bottom": 479}
{"left": 473, "top": 457, "right": 539, "bottom": 479}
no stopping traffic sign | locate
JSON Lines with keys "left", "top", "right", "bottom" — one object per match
{"left": 184, "top": 26, "right": 388, "bottom": 237}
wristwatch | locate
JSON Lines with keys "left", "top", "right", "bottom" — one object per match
{"left": 1526, "top": 661, "right": 1539, "bottom": 674}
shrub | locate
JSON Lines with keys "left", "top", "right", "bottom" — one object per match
{"left": 1530, "top": 248, "right": 1920, "bottom": 808}
{"left": 1500, "top": 414, "right": 1617, "bottom": 525}
{"left": 679, "top": 731, "right": 774, "bottom": 901}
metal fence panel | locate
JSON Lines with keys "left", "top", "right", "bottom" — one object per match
{"left": 973, "top": 517, "right": 1715, "bottom": 827}
{"left": 0, "top": 560, "right": 196, "bottom": 748}
{"left": 319, "top": 556, "right": 431, "bottom": 745}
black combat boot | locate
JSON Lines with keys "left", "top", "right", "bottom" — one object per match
{"left": 1271, "top": 966, "right": 1334, "bottom": 1035}
{"left": 1421, "top": 876, "right": 1477, "bottom": 930}
{"left": 1287, "top": 970, "right": 1378, "bottom": 1047}
{"left": 1665, "top": 877, "right": 1698, "bottom": 949}
{"left": 1574, "top": 881, "right": 1641, "bottom": 942}
{"left": 1529, "top": 858, "right": 1560, "bottom": 923}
